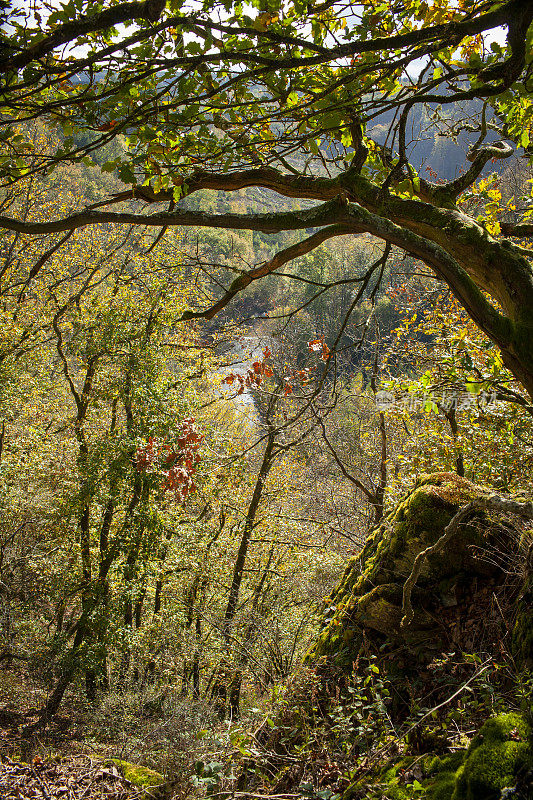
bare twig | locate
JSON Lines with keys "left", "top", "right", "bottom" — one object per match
{"left": 401, "top": 494, "right": 533, "bottom": 629}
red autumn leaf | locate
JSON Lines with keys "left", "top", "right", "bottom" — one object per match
{"left": 136, "top": 420, "right": 202, "bottom": 502}
{"left": 97, "top": 120, "right": 117, "bottom": 131}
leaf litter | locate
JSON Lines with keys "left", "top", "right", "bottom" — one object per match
{"left": 0, "top": 755, "right": 149, "bottom": 800}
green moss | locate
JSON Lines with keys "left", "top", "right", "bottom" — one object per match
{"left": 303, "top": 713, "right": 529, "bottom": 800}
{"left": 424, "top": 752, "right": 467, "bottom": 800}
{"left": 307, "top": 473, "right": 488, "bottom": 663}
{"left": 342, "top": 751, "right": 467, "bottom": 800}
{"left": 382, "top": 758, "right": 418, "bottom": 800}
{"left": 512, "top": 569, "right": 533, "bottom": 668}
{"left": 109, "top": 760, "right": 168, "bottom": 799}
{"left": 452, "top": 713, "right": 532, "bottom": 800}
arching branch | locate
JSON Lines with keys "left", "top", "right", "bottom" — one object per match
{"left": 2, "top": 0, "right": 167, "bottom": 73}
{"left": 182, "top": 225, "right": 351, "bottom": 321}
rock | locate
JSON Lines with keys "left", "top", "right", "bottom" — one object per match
{"left": 237, "top": 474, "right": 533, "bottom": 800}
{"left": 453, "top": 713, "right": 532, "bottom": 800}
{"left": 108, "top": 759, "right": 172, "bottom": 799}
{"left": 512, "top": 539, "right": 533, "bottom": 668}
{"left": 308, "top": 472, "right": 523, "bottom": 667}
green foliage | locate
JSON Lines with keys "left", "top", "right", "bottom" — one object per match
{"left": 0, "top": 138, "right": 345, "bottom": 733}
{"left": 453, "top": 713, "right": 532, "bottom": 800}
{"left": 192, "top": 759, "right": 225, "bottom": 794}
{"left": 381, "top": 294, "right": 533, "bottom": 494}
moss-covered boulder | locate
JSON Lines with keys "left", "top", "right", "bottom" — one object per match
{"left": 342, "top": 714, "right": 533, "bottom": 800}
{"left": 452, "top": 712, "right": 532, "bottom": 799}
{"left": 308, "top": 472, "right": 520, "bottom": 667}
{"left": 237, "top": 474, "right": 532, "bottom": 800}
{"left": 108, "top": 760, "right": 171, "bottom": 799}
{"left": 512, "top": 538, "right": 533, "bottom": 669}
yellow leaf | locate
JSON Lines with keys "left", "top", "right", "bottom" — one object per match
{"left": 253, "top": 12, "right": 278, "bottom": 31}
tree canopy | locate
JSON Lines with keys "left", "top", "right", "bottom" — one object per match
{"left": 2, "top": 0, "right": 533, "bottom": 394}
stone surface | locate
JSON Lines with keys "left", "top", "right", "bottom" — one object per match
{"left": 308, "top": 472, "right": 523, "bottom": 666}
{"left": 109, "top": 760, "right": 170, "bottom": 799}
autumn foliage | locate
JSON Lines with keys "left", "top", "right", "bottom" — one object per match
{"left": 222, "top": 339, "right": 331, "bottom": 397}
{"left": 135, "top": 418, "right": 203, "bottom": 502}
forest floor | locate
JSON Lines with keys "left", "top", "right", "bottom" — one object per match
{"left": 0, "top": 663, "right": 229, "bottom": 800}
{"left": 0, "top": 667, "right": 97, "bottom": 762}
{"left": 0, "top": 682, "right": 148, "bottom": 799}
{"left": 0, "top": 754, "right": 149, "bottom": 800}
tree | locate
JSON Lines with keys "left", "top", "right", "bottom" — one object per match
{"left": 0, "top": 143, "right": 351, "bottom": 727}
{"left": 2, "top": 3, "right": 533, "bottom": 384}
{"left": 0, "top": 147, "right": 216, "bottom": 724}
{"left": 380, "top": 290, "right": 533, "bottom": 492}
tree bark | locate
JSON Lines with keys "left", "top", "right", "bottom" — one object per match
{"left": 222, "top": 395, "right": 278, "bottom": 648}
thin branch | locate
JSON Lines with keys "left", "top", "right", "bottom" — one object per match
{"left": 183, "top": 225, "right": 351, "bottom": 320}
{"left": 401, "top": 494, "right": 533, "bottom": 628}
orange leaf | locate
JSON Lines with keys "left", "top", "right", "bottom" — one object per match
{"left": 97, "top": 120, "right": 117, "bottom": 131}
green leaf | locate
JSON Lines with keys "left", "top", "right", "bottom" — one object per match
{"left": 118, "top": 163, "right": 135, "bottom": 183}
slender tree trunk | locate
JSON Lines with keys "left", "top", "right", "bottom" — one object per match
{"left": 85, "top": 450, "right": 119, "bottom": 700}
{"left": 371, "top": 350, "right": 387, "bottom": 522}
{"left": 442, "top": 405, "right": 465, "bottom": 477}
{"left": 222, "top": 413, "right": 277, "bottom": 648}
{"left": 26, "top": 595, "right": 98, "bottom": 731}
{"left": 373, "top": 410, "right": 387, "bottom": 522}
{"left": 134, "top": 586, "right": 145, "bottom": 629}
{"left": 117, "top": 562, "right": 134, "bottom": 693}
{"left": 217, "top": 393, "right": 279, "bottom": 719}
{"left": 228, "top": 670, "right": 242, "bottom": 721}
{"left": 192, "top": 613, "right": 201, "bottom": 700}
{"left": 228, "top": 547, "right": 275, "bottom": 716}
{"left": 116, "top": 474, "right": 145, "bottom": 693}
